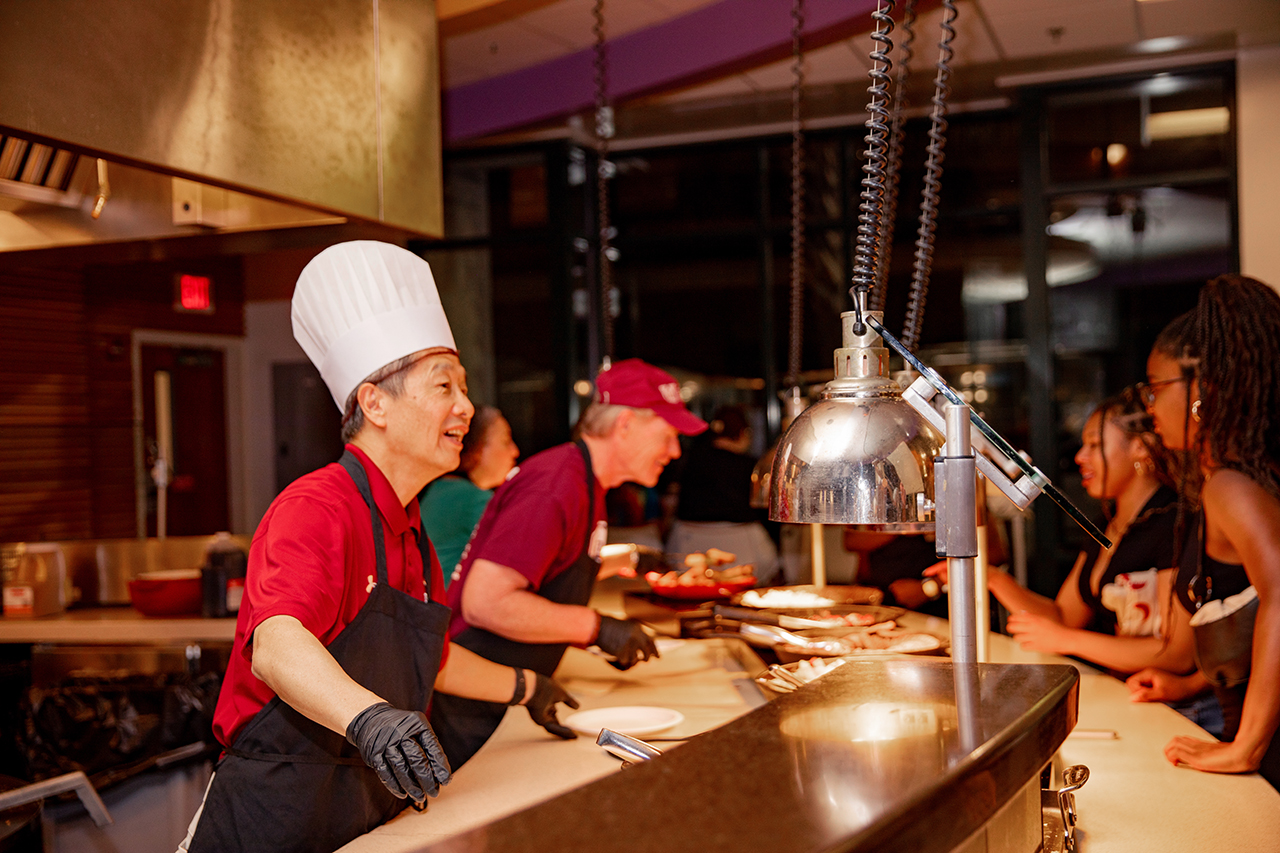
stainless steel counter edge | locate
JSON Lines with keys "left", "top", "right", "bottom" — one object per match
{"left": 416, "top": 660, "right": 1079, "bottom": 853}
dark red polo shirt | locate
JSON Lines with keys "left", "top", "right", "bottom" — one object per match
{"left": 212, "top": 444, "right": 448, "bottom": 747}
{"left": 446, "top": 442, "right": 606, "bottom": 640}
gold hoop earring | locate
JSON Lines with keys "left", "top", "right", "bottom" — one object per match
{"left": 1191, "top": 400, "right": 1201, "bottom": 423}
{"left": 1133, "top": 461, "right": 1144, "bottom": 475}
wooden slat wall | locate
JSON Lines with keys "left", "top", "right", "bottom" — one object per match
{"left": 0, "top": 271, "right": 94, "bottom": 541}
{"left": 0, "top": 258, "right": 245, "bottom": 543}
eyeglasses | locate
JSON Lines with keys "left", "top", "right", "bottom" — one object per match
{"left": 1134, "top": 376, "right": 1186, "bottom": 406}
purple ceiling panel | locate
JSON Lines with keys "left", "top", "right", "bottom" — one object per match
{"left": 444, "top": 0, "right": 927, "bottom": 143}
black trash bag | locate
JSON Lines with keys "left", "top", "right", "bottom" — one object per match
{"left": 17, "top": 671, "right": 222, "bottom": 790}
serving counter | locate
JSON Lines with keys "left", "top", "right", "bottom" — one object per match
{"left": 339, "top": 600, "right": 1280, "bottom": 853}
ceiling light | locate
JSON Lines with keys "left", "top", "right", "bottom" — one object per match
{"left": 1146, "top": 106, "right": 1230, "bottom": 140}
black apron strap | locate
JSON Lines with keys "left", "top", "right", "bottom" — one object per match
{"left": 339, "top": 450, "right": 390, "bottom": 587}
{"left": 225, "top": 746, "right": 365, "bottom": 766}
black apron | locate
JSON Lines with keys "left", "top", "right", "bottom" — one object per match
{"left": 430, "top": 441, "right": 602, "bottom": 770}
{"left": 188, "top": 451, "right": 451, "bottom": 853}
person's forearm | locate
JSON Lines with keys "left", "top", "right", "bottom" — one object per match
{"left": 1234, "top": 597, "right": 1280, "bottom": 762}
{"left": 1059, "top": 629, "right": 1193, "bottom": 675}
{"left": 988, "top": 569, "right": 1061, "bottom": 621}
{"left": 435, "top": 645, "right": 533, "bottom": 704}
{"left": 251, "top": 615, "right": 383, "bottom": 735}
{"left": 466, "top": 588, "right": 600, "bottom": 646}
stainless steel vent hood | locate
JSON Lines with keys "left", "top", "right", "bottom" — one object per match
{"left": 0, "top": 0, "right": 443, "bottom": 248}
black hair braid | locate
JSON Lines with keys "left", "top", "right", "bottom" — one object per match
{"left": 1192, "top": 275, "right": 1280, "bottom": 498}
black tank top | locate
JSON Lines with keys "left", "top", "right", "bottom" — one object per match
{"left": 1175, "top": 515, "right": 1252, "bottom": 614}
{"left": 1078, "top": 486, "right": 1179, "bottom": 636}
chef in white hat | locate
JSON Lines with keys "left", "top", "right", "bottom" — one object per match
{"left": 178, "top": 242, "right": 578, "bottom": 853}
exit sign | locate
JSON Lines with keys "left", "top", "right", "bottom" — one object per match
{"left": 174, "top": 274, "right": 215, "bottom": 314}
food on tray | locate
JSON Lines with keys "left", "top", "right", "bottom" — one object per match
{"left": 823, "top": 628, "right": 944, "bottom": 654}
{"left": 643, "top": 549, "right": 757, "bottom": 599}
{"left": 646, "top": 563, "right": 756, "bottom": 589}
{"left": 804, "top": 610, "right": 881, "bottom": 628}
{"left": 758, "top": 657, "right": 846, "bottom": 693}
{"left": 738, "top": 588, "right": 839, "bottom": 609}
{"left": 794, "top": 656, "right": 845, "bottom": 682}
{"left": 682, "top": 548, "right": 738, "bottom": 572}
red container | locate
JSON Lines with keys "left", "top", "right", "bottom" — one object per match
{"left": 128, "top": 570, "right": 204, "bottom": 617}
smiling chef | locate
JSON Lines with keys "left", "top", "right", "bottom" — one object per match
{"left": 178, "top": 241, "right": 578, "bottom": 853}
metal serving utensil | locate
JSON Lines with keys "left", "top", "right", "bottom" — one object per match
{"left": 736, "top": 622, "right": 856, "bottom": 656}
{"left": 596, "top": 729, "right": 663, "bottom": 767}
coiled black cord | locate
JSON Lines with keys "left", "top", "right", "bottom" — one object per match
{"left": 902, "top": 0, "right": 957, "bottom": 351}
{"left": 871, "top": 0, "right": 917, "bottom": 311}
{"left": 850, "top": 0, "right": 896, "bottom": 334}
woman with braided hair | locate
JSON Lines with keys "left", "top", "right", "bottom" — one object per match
{"left": 1126, "top": 274, "right": 1280, "bottom": 788}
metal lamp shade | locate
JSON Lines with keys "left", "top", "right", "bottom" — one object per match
{"left": 768, "top": 311, "right": 944, "bottom": 530}
{"left": 750, "top": 388, "right": 809, "bottom": 509}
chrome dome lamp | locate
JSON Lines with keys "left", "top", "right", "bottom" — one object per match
{"left": 769, "top": 307, "right": 944, "bottom": 530}
{"left": 749, "top": 387, "right": 809, "bottom": 510}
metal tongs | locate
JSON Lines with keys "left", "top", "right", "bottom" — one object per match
{"left": 734, "top": 622, "right": 858, "bottom": 656}
{"left": 712, "top": 604, "right": 836, "bottom": 630}
{"left": 596, "top": 729, "right": 663, "bottom": 768}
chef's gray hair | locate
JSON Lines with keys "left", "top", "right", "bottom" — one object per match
{"left": 574, "top": 402, "right": 651, "bottom": 439}
{"left": 340, "top": 352, "right": 421, "bottom": 443}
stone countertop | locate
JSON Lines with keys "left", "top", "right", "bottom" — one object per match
{"left": 339, "top": 603, "right": 1280, "bottom": 853}
{"left": 0, "top": 607, "right": 236, "bottom": 644}
{"left": 393, "top": 657, "right": 1077, "bottom": 853}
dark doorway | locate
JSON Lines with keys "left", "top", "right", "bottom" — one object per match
{"left": 140, "top": 345, "right": 229, "bottom": 536}
{"left": 273, "top": 361, "right": 343, "bottom": 494}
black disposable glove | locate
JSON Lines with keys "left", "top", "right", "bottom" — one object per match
{"left": 595, "top": 615, "right": 660, "bottom": 670}
{"left": 346, "top": 702, "right": 451, "bottom": 804}
{"left": 524, "top": 673, "right": 580, "bottom": 739}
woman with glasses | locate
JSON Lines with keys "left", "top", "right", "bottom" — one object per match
{"left": 1125, "top": 274, "right": 1280, "bottom": 789}
{"left": 925, "top": 390, "right": 1215, "bottom": 729}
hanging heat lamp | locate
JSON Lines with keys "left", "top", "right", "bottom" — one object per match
{"left": 768, "top": 0, "right": 1111, "bottom": 666}
{"left": 769, "top": 0, "right": 947, "bottom": 531}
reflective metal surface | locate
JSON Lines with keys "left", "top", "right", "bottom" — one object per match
{"left": 0, "top": 0, "right": 442, "bottom": 236}
{"left": 770, "top": 311, "right": 944, "bottom": 529}
{"left": 750, "top": 387, "right": 808, "bottom": 509}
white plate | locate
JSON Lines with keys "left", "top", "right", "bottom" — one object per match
{"left": 563, "top": 706, "right": 685, "bottom": 737}
{"left": 654, "top": 638, "right": 685, "bottom": 654}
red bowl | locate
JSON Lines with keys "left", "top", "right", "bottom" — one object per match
{"left": 128, "top": 570, "right": 203, "bottom": 617}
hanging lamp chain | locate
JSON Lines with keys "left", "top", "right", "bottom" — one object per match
{"left": 787, "top": 0, "right": 806, "bottom": 390}
{"left": 870, "top": 0, "right": 917, "bottom": 312}
{"left": 849, "top": 0, "right": 895, "bottom": 335}
{"left": 902, "top": 0, "right": 957, "bottom": 351}
{"left": 593, "top": 0, "right": 616, "bottom": 365}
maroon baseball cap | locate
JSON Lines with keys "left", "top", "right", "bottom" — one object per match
{"left": 595, "top": 359, "right": 708, "bottom": 436}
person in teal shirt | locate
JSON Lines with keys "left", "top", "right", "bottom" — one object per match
{"left": 419, "top": 406, "right": 520, "bottom": 586}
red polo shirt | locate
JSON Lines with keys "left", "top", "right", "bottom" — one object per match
{"left": 212, "top": 444, "right": 448, "bottom": 747}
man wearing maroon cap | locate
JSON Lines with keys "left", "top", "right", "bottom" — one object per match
{"left": 431, "top": 358, "right": 707, "bottom": 769}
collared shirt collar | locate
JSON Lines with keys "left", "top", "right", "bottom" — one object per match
{"left": 344, "top": 444, "right": 421, "bottom": 538}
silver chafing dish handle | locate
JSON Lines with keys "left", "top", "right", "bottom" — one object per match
{"left": 596, "top": 728, "right": 663, "bottom": 765}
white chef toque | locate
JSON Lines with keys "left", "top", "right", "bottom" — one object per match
{"left": 291, "top": 241, "right": 457, "bottom": 411}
